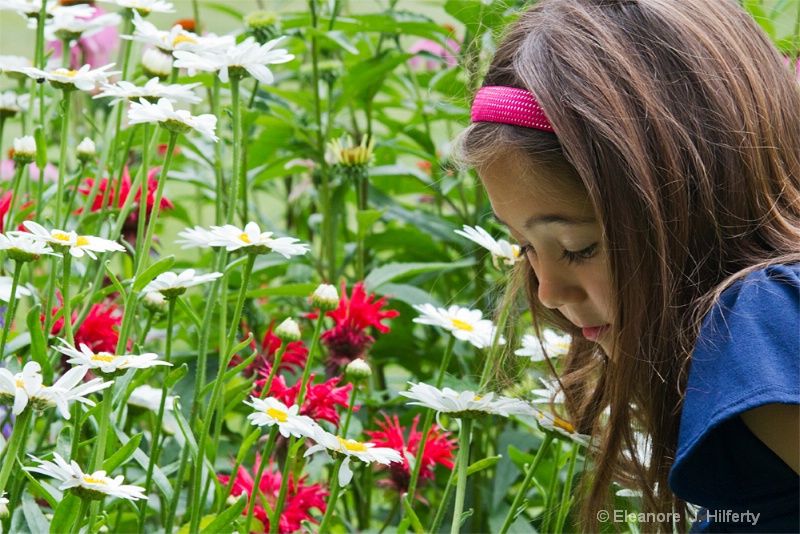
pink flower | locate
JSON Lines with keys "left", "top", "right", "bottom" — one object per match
{"left": 47, "top": 6, "right": 120, "bottom": 70}
{"left": 365, "top": 413, "right": 456, "bottom": 499}
{"left": 218, "top": 454, "right": 327, "bottom": 533}
{"left": 408, "top": 28, "right": 460, "bottom": 71}
{"left": 1, "top": 159, "right": 58, "bottom": 182}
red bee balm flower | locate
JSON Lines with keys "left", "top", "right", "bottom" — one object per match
{"left": 218, "top": 454, "right": 327, "bottom": 533}
{"left": 48, "top": 299, "right": 123, "bottom": 353}
{"left": 365, "top": 413, "right": 456, "bottom": 498}
{"left": 311, "top": 281, "right": 399, "bottom": 374}
{"left": 258, "top": 373, "right": 354, "bottom": 428}
{"left": 230, "top": 323, "right": 308, "bottom": 378}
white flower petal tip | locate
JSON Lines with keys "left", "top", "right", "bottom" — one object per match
{"left": 454, "top": 225, "right": 520, "bottom": 266}
{"left": 400, "top": 382, "right": 536, "bottom": 419}
{"left": 412, "top": 303, "right": 504, "bottom": 348}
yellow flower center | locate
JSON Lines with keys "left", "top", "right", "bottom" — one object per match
{"left": 266, "top": 407, "right": 288, "bottom": 422}
{"left": 54, "top": 69, "right": 78, "bottom": 77}
{"left": 512, "top": 246, "right": 521, "bottom": 258}
{"left": 450, "top": 318, "right": 474, "bottom": 332}
{"left": 173, "top": 34, "right": 197, "bottom": 46}
{"left": 538, "top": 412, "right": 576, "bottom": 434}
{"left": 76, "top": 236, "right": 89, "bottom": 246}
{"left": 473, "top": 395, "right": 482, "bottom": 401}
{"left": 239, "top": 233, "right": 251, "bottom": 243}
{"left": 52, "top": 232, "right": 72, "bottom": 242}
{"left": 91, "top": 353, "right": 116, "bottom": 363}
{"left": 82, "top": 475, "right": 108, "bottom": 485}
{"left": 336, "top": 436, "right": 368, "bottom": 452}
{"left": 15, "top": 378, "right": 24, "bottom": 388}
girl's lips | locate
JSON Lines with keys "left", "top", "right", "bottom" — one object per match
{"left": 581, "top": 325, "right": 610, "bottom": 341}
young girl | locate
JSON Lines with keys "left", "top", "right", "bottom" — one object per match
{"left": 457, "top": 0, "right": 800, "bottom": 531}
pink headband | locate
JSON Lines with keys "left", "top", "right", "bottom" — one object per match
{"left": 470, "top": 85, "right": 555, "bottom": 132}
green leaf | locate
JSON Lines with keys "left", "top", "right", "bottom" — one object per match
{"left": 199, "top": 494, "right": 247, "bottom": 534}
{"left": 165, "top": 363, "right": 188, "bottom": 389}
{"left": 26, "top": 304, "right": 50, "bottom": 383}
{"left": 453, "top": 455, "right": 503, "bottom": 481}
{"left": 374, "top": 283, "right": 441, "bottom": 307}
{"left": 202, "top": 2, "right": 245, "bottom": 20}
{"left": 113, "top": 426, "right": 173, "bottom": 501}
{"left": 336, "top": 51, "right": 413, "bottom": 109}
{"left": 356, "top": 209, "right": 386, "bottom": 237}
{"left": 201, "top": 353, "right": 255, "bottom": 397}
{"left": 34, "top": 125, "right": 48, "bottom": 171}
{"left": 22, "top": 470, "right": 59, "bottom": 509}
{"left": 132, "top": 254, "right": 176, "bottom": 292}
{"left": 307, "top": 28, "right": 360, "bottom": 54}
{"left": 102, "top": 433, "right": 142, "bottom": 473}
{"left": 246, "top": 282, "right": 318, "bottom": 299}
{"left": 401, "top": 493, "right": 424, "bottom": 534}
{"left": 364, "top": 260, "right": 474, "bottom": 290}
{"left": 50, "top": 493, "right": 81, "bottom": 534}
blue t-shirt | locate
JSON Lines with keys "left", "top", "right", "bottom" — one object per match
{"left": 669, "top": 264, "right": 800, "bottom": 533}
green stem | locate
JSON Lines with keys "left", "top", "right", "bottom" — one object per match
{"left": 0, "top": 408, "right": 32, "bottom": 497}
{"left": 133, "top": 122, "right": 152, "bottom": 274}
{"left": 450, "top": 418, "right": 473, "bottom": 534}
{"left": 228, "top": 75, "right": 242, "bottom": 225}
{"left": 189, "top": 254, "right": 256, "bottom": 534}
{"left": 479, "top": 296, "right": 513, "bottom": 389}
{"left": 340, "top": 381, "right": 359, "bottom": 438}
{"left": 86, "top": 382, "right": 115, "bottom": 533}
{"left": 5, "top": 163, "right": 25, "bottom": 233}
{"left": 269, "top": 435, "right": 296, "bottom": 534}
{"left": 316, "top": 456, "right": 345, "bottom": 533}
{"left": 0, "top": 262, "right": 23, "bottom": 361}
{"left": 430, "top": 466, "right": 457, "bottom": 533}
{"left": 296, "top": 312, "right": 327, "bottom": 407}
{"left": 164, "top": 442, "right": 190, "bottom": 534}
{"left": 259, "top": 343, "right": 286, "bottom": 399}
{"left": 498, "top": 435, "right": 554, "bottom": 534}
{"left": 212, "top": 77, "right": 224, "bottom": 226}
{"left": 56, "top": 89, "right": 73, "bottom": 228}
{"left": 138, "top": 297, "right": 176, "bottom": 533}
{"left": 540, "top": 442, "right": 563, "bottom": 534}
{"left": 553, "top": 442, "right": 580, "bottom": 534}
{"left": 61, "top": 252, "right": 74, "bottom": 346}
{"left": 70, "top": 498, "right": 91, "bottom": 534}
{"left": 243, "top": 427, "right": 278, "bottom": 530}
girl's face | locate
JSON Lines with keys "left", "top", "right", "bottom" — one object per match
{"left": 479, "top": 155, "right": 615, "bottom": 355}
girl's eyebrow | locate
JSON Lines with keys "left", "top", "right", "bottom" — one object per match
{"left": 492, "top": 212, "right": 596, "bottom": 228}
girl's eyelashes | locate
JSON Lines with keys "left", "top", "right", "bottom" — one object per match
{"left": 561, "top": 243, "right": 598, "bottom": 264}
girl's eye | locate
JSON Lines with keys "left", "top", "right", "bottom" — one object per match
{"left": 519, "top": 244, "right": 535, "bottom": 257}
{"left": 561, "top": 243, "right": 598, "bottom": 264}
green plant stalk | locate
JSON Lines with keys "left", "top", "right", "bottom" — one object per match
{"left": 56, "top": 89, "right": 73, "bottom": 228}
{"left": 540, "top": 441, "right": 564, "bottom": 534}
{"left": 5, "top": 162, "right": 25, "bottom": 233}
{"left": 405, "top": 335, "right": 456, "bottom": 505}
{"left": 0, "top": 261, "right": 23, "bottom": 361}
{"left": 316, "top": 456, "right": 346, "bottom": 533}
{"left": 430, "top": 456, "right": 457, "bottom": 533}
{"left": 0, "top": 407, "right": 32, "bottom": 498}
{"left": 189, "top": 253, "right": 257, "bottom": 534}
{"left": 86, "top": 381, "right": 115, "bottom": 533}
{"left": 70, "top": 498, "right": 91, "bottom": 534}
{"left": 498, "top": 434, "right": 554, "bottom": 534}
{"left": 133, "top": 122, "right": 152, "bottom": 274}
{"left": 212, "top": 77, "right": 224, "bottom": 225}
{"left": 191, "top": 0, "right": 201, "bottom": 35}
{"left": 60, "top": 252, "right": 75, "bottom": 346}
{"left": 296, "top": 312, "right": 327, "bottom": 406}
{"left": 42, "top": 256, "right": 58, "bottom": 342}
{"left": 138, "top": 297, "right": 177, "bottom": 533}
{"left": 243, "top": 426, "right": 278, "bottom": 529}
{"left": 355, "top": 170, "right": 367, "bottom": 281}
{"left": 450, "top": 418, "right": 474, "bottom": 534}
{"left": 479, "top": 296, "right": 513, "bottom": 389}
{"left": 228, "top": 74, "right": 242, "bottom": 225}
{"left": 259, "top": 344, "right": 287, "bottom": 399}
{"left": 340, "top": 381, "right": 359, "bottom": 438}
{"left": 164, "top": 442, "right": 190, "bottom": 534}
{"left": 553, "top": 442, "right": 580, "bottom": 534}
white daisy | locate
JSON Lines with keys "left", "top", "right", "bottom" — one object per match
{"left": 32, "top": 7, "right": 121, "bottom": 42}
{"left": 140, "top": 269, "right": 222, "bottom": 297}
{"left": 173, "top": 35, "right": 294, "bottom": 85}
{"left": 206, "top": 222, "right": 310, "bottom": 257}
{"left": 400, "top": 382, "right": 535, "bottom": 418}
{"left": 533, "top": 410, "right": 591, "bottom": 446}
{"left": 18, "top": 221, "right": 125, "bottom": 259}
{"left": 0, "top": 0, "right": 94, "bottom": 18}
{"left": 412, "top": 303, "right": 504, "bottom": 349}
{"left": 0, "top": 55, "right": 32, "bottom": 76}
{"left": 141, "top": 48, "right": 172, "bottom": 78}
{"left": 530, "top": 377, "right": 565, "bottom": 405}
{"left": 515, "top": 330, "right": 572, "bottom": 362}
{"left": 54, "top": 339, "right": 170, "bottom": 376}
{"left": 25, "top": 453, "right": 146, "bottom": 501}
{"left": 0, "top": 276, "right": 32, "bottom": 302}
{"left": 454, "top": 225, "right": 520, "bottom": 266}
{"left": 20, "top": 63, "right": 120, "bottom": 92}
{"left": 98, "top": 0, "right": 175, "bottom": 15}
{"left": 127, "top": 97, "right": 218, "bottom": 141}
{"left": 124, "top": 11, "right": 233, "bottom": 53}
{"left": 94, "top": 77, "right": 202, "bottom": 104}
{"left": 127, "top": 384, "right": 177, "bottom": 412}
{"left": 304, "top": 426, "right": 402, "bottom": 486}
{"left": 0, "top": 362, "right": 111, "bottom": 418}
{"left": 244, "top": 397, "right": 316, "bottom": 439}
{"left": 0, "top": 232, "right": 57, "bottom": 263}
{"left": 174, "top": 225, "right": 215, "bottom": 249}
{"left": 0, "top": 90, "right": 22, "bottom": 114}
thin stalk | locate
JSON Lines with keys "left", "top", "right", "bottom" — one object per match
{"left": 189, "top": 253, "right": 257, "bottom": 533}
{"left": 540, "top": 442, "right": 563, "bottom": 534}
{"left": 87, "top": 381, "right": 116, "bottom": 533}
{"left": 479, "top": 296, "right": 513, "bottom": 389}
{"left": 296, "top": 312, "right": 327, "bottom": 406}
{"left": 228, "top": 75, "right": 242, "bottom": 225}
{"left": 138, "top": 297, "right": 177, "bottom": 533}
{"left": 70, "top": 498, "right": 91, "bottom": 534}
{"left": 553, "top": 442, "right": 580, "bottom": 534}
{"left": 0, "top": 262, "right": 23, "bottom": 361}
{"left": 212, "top": 77, "right": 224, "bottom": 225}
{"left": 56, "top": 89, "right": 73, "bottom": 228}
{"left": 315, "top": 456, "right": 345, "bottom": 533}
{"left": 0, "top": 407, "right": 32, "bottom": 497}
{"left": 133, "top": 122, "right": 152, "bottom": 274}
{"left": 430, "top": 466, "right": 457, "bottom": 533}
{"left": 258, "top": 343, "right": 286, "bottom": 399}
{"left": 450, "top": 418, "right": 474, "bottom": 534}
{"left": 164, "top": 443, "right": 190, "bottom": 534}
{"left": 60, "top": 252, "right": 74, "bottom": 346}
{"left": 243, "top": 427, "right": 278, "bottom": 529}
{"left": 499, "top": 435, "right": 554, "bottom": 534}
{"left": 5, "top": 163, "right": 25, "bottom": 233}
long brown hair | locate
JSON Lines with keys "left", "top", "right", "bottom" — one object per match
{"left": 456, "top": 0, "right": 800, "bottom": 530}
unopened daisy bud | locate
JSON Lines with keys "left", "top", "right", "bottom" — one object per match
{"left": 142, "top": 48, "right": 173, "bottom": 80}
{"left": 329, "top": 135, "right": 375, "bottom": 169}
{"left": 12, "top": 135, "right": 36, "bottom": 165}
{"left": 275, "top": 317, "right": 301, "bottom": 342}
{"left": 346, "top": 358, "right": 372, "bottom": 381}
{"left": 244, "top": 10, "right": 280, "bottom": 44}
{"left": 141, "top": 291, "right": 168, "bottom": 314}
{"left": 76, "top": 137, "right": 95, "bottom": 163}
{"left": 0, "top": 492, "right": 8, "bottom": 519}
{"left": 312, "top": 283, "right": 339, "bottom": 311}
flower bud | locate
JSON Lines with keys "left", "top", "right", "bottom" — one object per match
{"left": 142, "top": 48, "right": 173, "bottom": 80}
{"left": 12, "top": 135, "right": 36, "bottom": 165}
{"left": 141, "top": 291, "right": 168, "bottom": 314}
{"left": 329, "top": 135, "right": 375, "bottom": 169}
{"left": 275, "top": 317, "right": 301, "bottom": 342}
{"left": 76, "top": 137, "right": 95, "bottom": 164}
{"left": 244, "top": 10, "right": 280, "bottom": 44}
{"left": 311, "top": 283, "right": 339, "bottom": 311}
{"left": 345, "top": 358, "right": 372, "bottom": 381}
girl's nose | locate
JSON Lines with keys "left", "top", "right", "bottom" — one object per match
{"left": 534, "top": 260, "right": 582, "bottom": 309}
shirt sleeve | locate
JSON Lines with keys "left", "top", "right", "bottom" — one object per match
{"left": 669, "top": 264, "right": 800, "bottom": 510}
